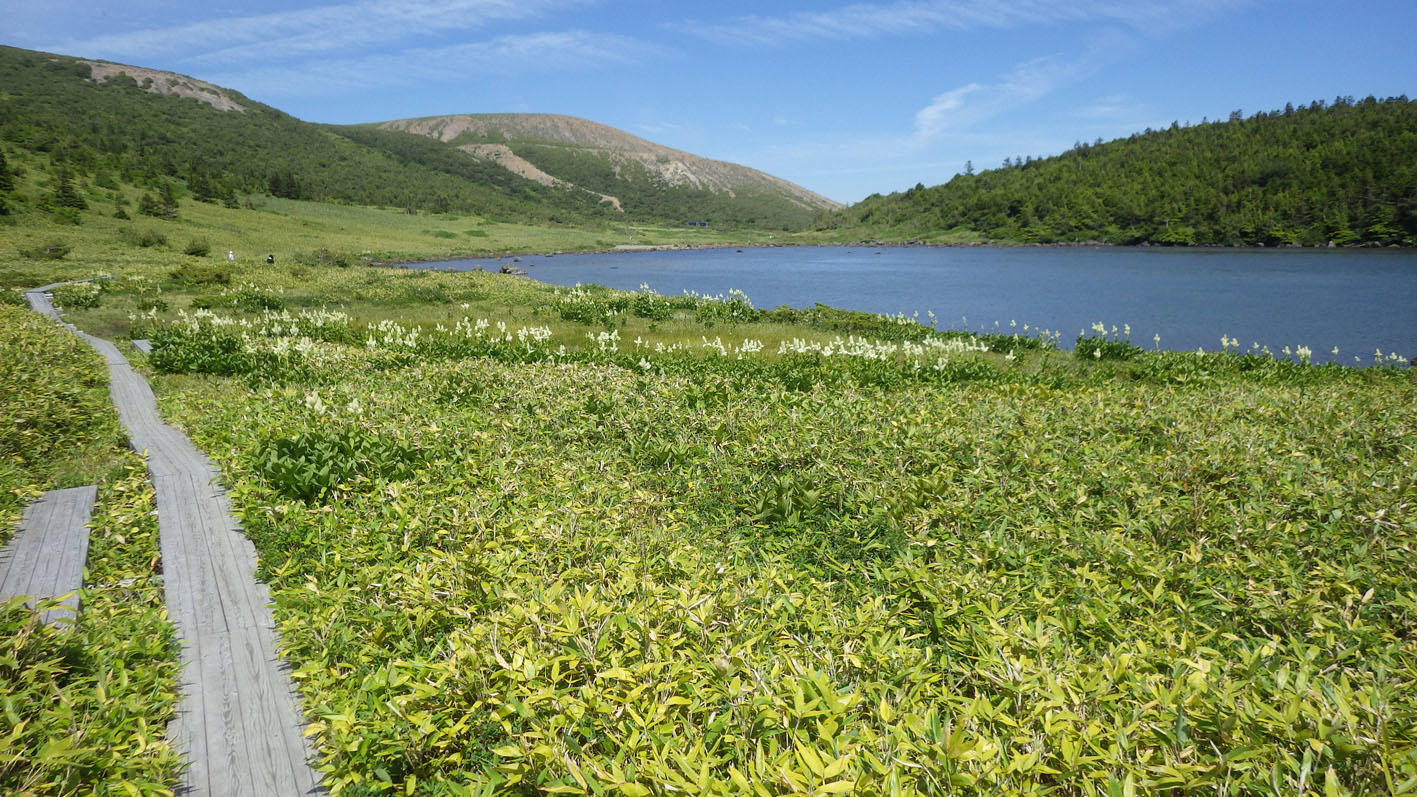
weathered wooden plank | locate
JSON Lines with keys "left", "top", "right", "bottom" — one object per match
{"left": 153, "top": 475, "right": 201, "bottom": 632}
{"left": 0, "top": 485, "right": 99, "bottom": 626}
{"left": 132, "top": 338, "right": 153, "bottom": 353}
{"left": 230, "top": 626, "right": 304, "bottom": 794}
{"left": 27, "top": 284, "right": 324, "bottom": 796}
{"left": 198, "top": 630, "right": 251, "bottom": 796}
{"left": 31, "top": 495, "right": 74, "bottom": 606}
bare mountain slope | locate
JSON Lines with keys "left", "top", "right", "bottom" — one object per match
{"left": 378, "top": 113, "right": 842, "bottom": 213}
{"left": 458, "top": 143, "right": 623, "bottom": 211}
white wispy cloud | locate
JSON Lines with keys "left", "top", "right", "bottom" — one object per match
{"left": 637, "top": 121, "right": 684, "bottom": 136}
{"left": 686, "top": 0, "right": 1255, "bottom": 47}
{"left": 49, "top": 0, "right": 593, "bottom": 64}
{"left": 1072, "top": 95, "right": 1147, "bottom": 120}
{"left": 205, "top": 31, "right": 653, "bottom": 97}
{"left": 912, "top": 84, "right": 984, "bottom": 140}
{"left": 909, "top": 22, "right": 1145, "bottom": 142}
{"left": 912, "top": 52, "right": 1099, "bottom": 141}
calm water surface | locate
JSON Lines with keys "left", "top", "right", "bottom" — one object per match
{"left": 416, "top": 246, "right": 1416, "bottom": 364}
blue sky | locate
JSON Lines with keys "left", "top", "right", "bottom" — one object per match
{"left": 7, "top": 0, "right": 1416, "bottom": 203}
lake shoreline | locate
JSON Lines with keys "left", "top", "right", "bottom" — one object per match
{"left": 396, "top": 244, "right": 1417, "bottom": 365}
{"left": 381, "top": 238, "right": 1411, "bottom": 268}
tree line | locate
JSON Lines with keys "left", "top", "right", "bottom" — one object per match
{"left": 820, "top": 96, "right": 1417, "bottom": 246}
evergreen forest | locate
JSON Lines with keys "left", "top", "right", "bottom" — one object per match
{"left": 821, "top": 97, "right": 1417, "bottom": 246}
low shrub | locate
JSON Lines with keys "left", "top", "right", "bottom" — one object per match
{"left": 554, "top": 286, "right": 618, "bottom": 326}
{"left": 972, "top": 329, "right": 1054, "bottom": 352}
{"left": 147, "top": 314, "right": 304, "bottom": 383}
{"left": 121, "top": 228, "right": 168, "bottom": 248}
{"left": 1075, "top": 333, "right": 1144, "bottom": 360}
{"left": 20, "top": 240, "right": 70, "bottom": 259}
{"left": 630, "top": 292, "right": 673, "bottom": 321}
{"left": 168, "top": 262, "right": 232, "bottom": 287}
{"left": 229, "top": 285, "right": 284, "bottom": 312}
{"left": 765, "top": 303, "right": 931, "bottom": 342}
{"left": 50, "top": 281, "right": 102, "bottom": 309}
{"left": 49, "top": 206, "right": 82, "bottom": 225}
{"left": 693, "top": 289, "right": 760, "bottom": 325}
{"left": 254, "top": 427, "right": 421, "bottom": 502}
{"left": 557, "top": 297, "right": 612, "bottom": 325}
{"left": 147, "top": 321, "right": 247, "bottom": 376}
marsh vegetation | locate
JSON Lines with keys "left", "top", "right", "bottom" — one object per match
{"left": 29, "top": 259, "right": 1409, "bottom": 795}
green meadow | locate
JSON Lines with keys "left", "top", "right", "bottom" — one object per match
{"left": 2, "top": 193, "right": 1416, "bottom": 795}
{"left": 0, "top": 145, "right": 801, "bottom": 281}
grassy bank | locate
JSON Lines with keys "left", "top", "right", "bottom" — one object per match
{"left": 0, "top": 149, "right": 806, "bottom": 292}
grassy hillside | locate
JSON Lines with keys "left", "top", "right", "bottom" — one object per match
{"left": 0, "top": 45, "right": 825, "bottom": 231}
{"left": 0, "top": 142, "right": 803, "bottom": 314}
{"left": 505, "top": 141, "right": 825, "bottom": 229}
{"left": 0, "top": 46, "right": 614, "bottom": 225}
{"left": 822, "top": 96, "right": 1417, "bottom": 246}
{"left": 371, "top": 113, "right": 840, "bottom": 230}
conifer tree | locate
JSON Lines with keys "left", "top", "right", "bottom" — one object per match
{"left": 53, "top": 168, "right": 87, "bottom": 209}
{"left": 0, "top": 149, "right": 14, "bottom": 193}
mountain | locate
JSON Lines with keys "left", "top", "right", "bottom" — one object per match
{"left": 820, "top": 97, "right": 1417, "bottom": 246}
{"left": 374, "top": 114, "right": 841, "bottom": 223}
{"left": 0, "top": 45, "right": 830, "bottom": 230}
{"left": 0, "top": 46, "right": 591, "bottom": 223}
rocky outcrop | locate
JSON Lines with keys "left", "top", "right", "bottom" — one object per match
{"left": 84, "top": 61, "right": 247, "bottom": 112}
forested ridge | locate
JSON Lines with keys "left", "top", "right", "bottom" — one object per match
{"left": 0, "top": 46, "right": 614, "bottom": 224}
{"left": 821, "top": 97, "right": 1417, "bottom": 246}
{"left": 0, "top": 45, "right": 813, "bottom": 229}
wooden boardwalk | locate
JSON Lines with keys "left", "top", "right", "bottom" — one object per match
{"left": 0, "top": 485, "right": 99, "bottom": 626}
{"left": 27, "top": 284, "right": 323, "bottom": 796}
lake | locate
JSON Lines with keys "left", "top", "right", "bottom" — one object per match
{"left": 414, "top": 246, "right": 1416, "bottom": 365}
